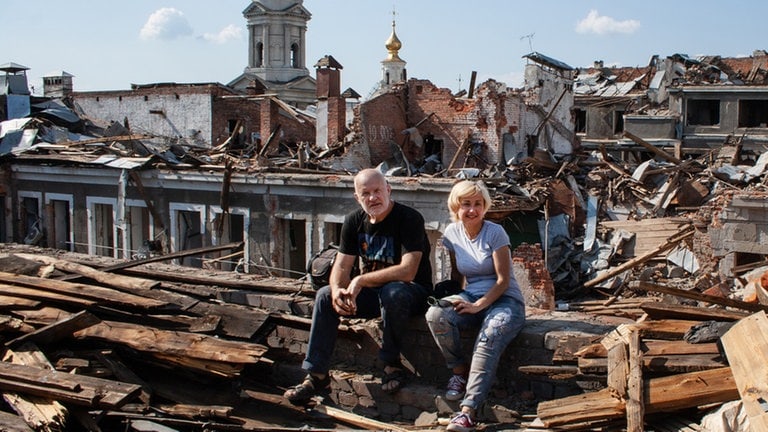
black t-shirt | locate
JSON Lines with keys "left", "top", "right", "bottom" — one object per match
{"left": 338, "top": 202, "right": 432, "bottom": 289}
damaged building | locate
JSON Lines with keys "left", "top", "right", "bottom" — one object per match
{"left": 3, "top": 0, "right": 768, "bottom": 429}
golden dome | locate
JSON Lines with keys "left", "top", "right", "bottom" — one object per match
{"left": 384, "top": 20, "right": 403, "bottom": 62}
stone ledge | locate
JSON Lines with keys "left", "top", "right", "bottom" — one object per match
{"left": 267, "top": 308, "right": 632, "bottom": 422}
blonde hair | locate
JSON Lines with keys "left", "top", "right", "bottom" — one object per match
{"left": 447, "top": 180, "right": 491, "bottom": 222}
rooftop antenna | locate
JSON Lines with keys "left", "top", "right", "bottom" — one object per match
{"left": 457, "top": 74, "right": 462, "bottom": 92}
{"left": 520, "top": 33, "right": 535, "bottom": 52}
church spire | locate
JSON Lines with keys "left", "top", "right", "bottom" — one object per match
{"left": 384, "top": 10, "right": 403, "bottom": 62}
{"left": 378, "top": 7, "right": 407, "bottom": 91}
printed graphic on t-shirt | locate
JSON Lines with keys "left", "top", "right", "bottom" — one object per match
{"left": 359, "top": 232, "right": 395, "bottom": 271}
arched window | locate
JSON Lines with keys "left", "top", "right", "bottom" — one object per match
{"left": 291, "top": 43, "right": 299, "bottom": 68}
{"left": 256, "top": 42, "right": 264, "bottom": 67}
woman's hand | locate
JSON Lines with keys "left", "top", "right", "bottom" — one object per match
{"left": 453, "top": 299, "right": 483, "bottom": 315}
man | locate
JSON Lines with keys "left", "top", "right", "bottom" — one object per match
{"left": 284, "top": 168, "right": 433, "bottom": 404}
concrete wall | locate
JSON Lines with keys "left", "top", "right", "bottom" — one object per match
{"left": 75, "top": 90, "right": 214, "bottom": 146}
{"left": 624, "top": 115, "right": 678, "bottom": 139}
{"left": 6, "top": 164, "right": 457, "bottom": 279}
{"left": 709, "top": 192, "right": 768, "bottom": 276}
{"left": 74, "top": 87, "right": 315, "bottom": 150}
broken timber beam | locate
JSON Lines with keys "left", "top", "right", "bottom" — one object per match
{"left": 0, "top": 362, "right": 141, "bottom": 408}
{"left": 73, "top": 320, "right": 268, "bottom": 365}
{"left": 537, "top": 367, "right": 738, "bottom": 427}
{"left": 626, "top": 329, "right": 643, "bottom": 432}
{"left": 583, "top": 224, "right": 694, "bottom": 289}
{"left": 623, "top": 131, "right": 682, "bottom": 165}
{"left": 5, "top": 310, "right": 100, "bottom": 349}
{"left": 633, "top": 281, "right": 768, "bottom": 313}
{"left": 61, "top": 241, "right": 244, "bottom": 278}
{"left": 639, "top": 301, "right": 749, "bottom": 321}
{"left": 3, "top": 343, "right": 68, "bottom": 432}
{"left": 313, "top": 403, "right": 412, "bottom": 432}
{"left": 12, "top": 253, "right": 159, "bottom": 291}
{"left": 0, "top": 271, "right": 167, "bottom": 309}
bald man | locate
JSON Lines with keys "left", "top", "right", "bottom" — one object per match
{"left": 285, "top": 168, "right": 433, "bottom": 403}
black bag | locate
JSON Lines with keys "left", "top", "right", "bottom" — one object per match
{"left": 306, "top": 244, "right": 340, "bottom": 290}
{"left": 433, "top": 279, "right": 463, "bottom": 298}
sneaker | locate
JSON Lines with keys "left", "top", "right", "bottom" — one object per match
{"left": 283, "top": 373, "right": 330, "bottom": 405}
{"left": 445, "top": 374, "right": 467, "bottom": 401}
{"left": 446, "top": 412, "right": 475, "bottom": 432}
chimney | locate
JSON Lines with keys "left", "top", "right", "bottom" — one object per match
{"left": 314, "top": 55, "right": 345, "bottom": 150}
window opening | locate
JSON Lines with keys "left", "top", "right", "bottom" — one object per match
{"left": 687, "top": 99, "right": 720, "bottom": 126}
{"left": 738, "top": 99, "right": 768, "bottom": 128}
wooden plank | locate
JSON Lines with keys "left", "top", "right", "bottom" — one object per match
{"left": 73, "top": 241, "right": 244, "bottom": 275}
{"left": 631, "top": 319, "right": 702, "bottom": 339}
{"left": 6, "top": 310, "right": 100, "bottom": 348}
{"left": 73, "top": 320, "right": 268, "bottom": 364}
{"left": 644, "top": 367, "right": 738, "bottom": 412}
{"left": 313, "top": 403, "right": 412, "bottom": 432}
{"left": 633, "top": 281, "right": 768, "bottom": 313}
{"left": 538, "top": 367, "right": 738, "bottom": 427}
{"left": 626, "top": 329, "right": 644, "bottom": 432}
{"left": 579, "top": 353, "right": 727, "bottom": 374}
{"left": 602, "top": 330, "right": 628, "bottom": 395}
{"left": 0, "top": 360, "right": 142, "bottom": 408}
{"left": 0, "top": 283, "right": 95, "bottom": 306}
{"left": 2, "top": 343, "right": 68, "bottom": 432}
{"left": 0, "top": 295, "right": 40, "bottom": 309}
{"left": 720, "top": 311, "right": 768, "bottom": 431}
{"left": 640, "top": 302, "right": 748, "bottom": 321}
{"left": 12, "top": 253, "right": 159, "bottom": 291}
{"left": 0, "top": 315, "right": 35, "bottom": 334}
{"left": 578, "top": 339, "right": 720, "bottom": 358}
{"left": 0, "top": 272, "right": 167, "bottom": 309}
{"left": 537, "top": 387, "right": 625, "bottom": 427}
{"left": 624, "top": 131, "right": 682, "bottom": 164}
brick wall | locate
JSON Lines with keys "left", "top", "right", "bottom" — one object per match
{"left": 513, "top": 243, "right": 555, "bottom": 310}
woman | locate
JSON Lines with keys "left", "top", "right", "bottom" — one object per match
{"left": 426, "top": 180, "right": 526, "bottom": 432}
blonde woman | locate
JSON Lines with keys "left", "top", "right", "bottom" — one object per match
{"left": 426, "top": 180, "right": 526, "bottom": 432}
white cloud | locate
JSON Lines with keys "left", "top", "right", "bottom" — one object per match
{"left": 140, "top": 8, "right": 194, "bottom": 41}
{"left": 201, "top": 24, "right": 244, "bottom": 44}
{"left": 576, "top": 10, "right": 640, "bottom": 35}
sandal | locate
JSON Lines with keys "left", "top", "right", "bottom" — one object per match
{"left": 381, "top": 367, "right": 409, "bottom": 394}
{"left": 283, "top": 373, "right": 330, "bottom": 405}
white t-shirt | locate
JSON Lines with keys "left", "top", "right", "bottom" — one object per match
{"left": 441, "top": 220, "right": 524, "bottom": 304}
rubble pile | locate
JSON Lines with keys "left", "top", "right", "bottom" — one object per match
{"left": 0, "top": 244, "right": 334, "bottom": 432}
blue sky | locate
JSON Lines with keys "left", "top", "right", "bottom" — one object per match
{"left": 2, "top": 1, "right": 765, "bottom": 98}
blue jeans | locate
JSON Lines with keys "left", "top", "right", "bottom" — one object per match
{"left": 302, "top": 281, "right": 430, "bottom": 374}
{"left": 425, "top": 293, "right": 525, "bottom": 411}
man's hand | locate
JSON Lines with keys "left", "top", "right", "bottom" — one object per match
{"left": 332, "top": 287, "right": 356, "bottom": 316}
